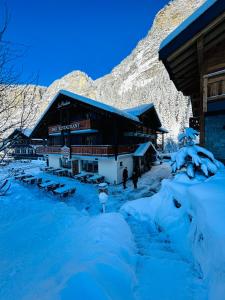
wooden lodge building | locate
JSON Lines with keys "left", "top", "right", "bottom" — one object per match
{"left": 159, "top": 0, "right": 225, "bottom": 162}
{"left": 7, "top": 129, "right": 43, "bottom": 160}
{"left": 31, "top": 90, "right": 167, "bottom": 184}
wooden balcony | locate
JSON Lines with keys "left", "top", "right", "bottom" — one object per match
{"left": 203, "top": 70, "right": 225, "bottom": 111}
{"left": 36, "top": 145, "right": 137, "bottom": 156}
{"left": 36, "top": 146, "right": 61, "bottom": 154}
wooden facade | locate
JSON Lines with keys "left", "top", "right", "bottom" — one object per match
{"left": 159, "top": 0, "right": 225, "bottom": 161}
{"left": 7, "top": 129, "right": 44, "bottom": 160}
{"left": 31, "top": 90, "right": 166, "bottom": 183}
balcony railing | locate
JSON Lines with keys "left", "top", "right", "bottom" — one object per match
{"left": 36, "top": 145, "right": 137, "bottom": 156}
{"left": 203, "top": 69, "right": 225, "bottom": 112}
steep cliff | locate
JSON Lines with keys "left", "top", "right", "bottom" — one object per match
{"left": 39, "top": 0, "right": 204, "bottom": 138}
{"left": 12, "top": 0, "right": 205, "bottom": 138}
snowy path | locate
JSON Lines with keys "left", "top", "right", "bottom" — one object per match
{"left": 107, "top": 164, "right": 171, "bottom": 213}
{"left": 126, "top": 217, "right": 206, "bottom": 300}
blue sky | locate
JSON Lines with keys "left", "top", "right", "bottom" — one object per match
{"left": 4, "top": 0, "right": 169, "bottom": 86}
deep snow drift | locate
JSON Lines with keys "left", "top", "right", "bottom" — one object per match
{"left": 121, "top": 168, "right": 225, "bottom": 300}
{"left": 1, "top": 160, "right": 225, "bottom": 299}
{"left": 0, "top": 162, "right": 136, "bottom": 300}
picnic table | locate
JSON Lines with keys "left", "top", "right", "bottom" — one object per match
{"left": 52, "top": 168, "right": 63, "bottom": 175}
{"left": 53, "top": 185, "right": 76, "bottom": 197}
{"left": 14, "top": 174, "right": 33, "bottom": 180}
{"left": 86, "top": 174, "right": 105, "bottom": 184}
{"left": 39, "top": 180, "right": 64, "bottom": 191}
{"left": 40, "top": 166, "right": 51, "bottom": 171}
{"left": 23, "top": 176, "right": 43, "bottom": 184}
{"left": 74, "top": 172, "right": 88, "bottom": 179}
{"left": 37, "top": 179, "right": 51, "bottom": 187}
{"left": 53, "top": 169, "right": 68, "bottom": 176}
{"left": 39, "top": 180, "right": 56, "bottom": 189}
{"left": 45, "top": 167, "right": 55, "bottom": 173}
{"left": 74, "top": 172, "right": 93, "bottom": 182}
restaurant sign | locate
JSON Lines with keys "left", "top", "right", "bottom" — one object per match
{"left": 49, "top": 122, "right": 80, "bottom": 133}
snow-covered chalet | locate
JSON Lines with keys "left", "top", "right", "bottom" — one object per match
{"left": 31, "top": 90, "right": 167, "bottom": 184}
{"left": 159, "top": 0, "right": 225, "bottom": 162}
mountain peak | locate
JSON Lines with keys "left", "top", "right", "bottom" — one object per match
{"left": 18, "top": 0, "right": 206, "bottom": 139}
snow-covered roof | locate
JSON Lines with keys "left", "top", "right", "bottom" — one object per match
{"left": 159, "top": 0, "right": 225, "bottom": 60}
{"left": 133, "top": 142, "right": 153, "bottom": 157}
{"left": 157, "top": 127, "right": 169, "bottom": 134}
{"left": 9, "top": 128, "right": 32, "bottom": 138}
{"left": 31, "top": 90, "right": 141, "bottom": 136}
{"left": 22, "top": 128, "right": 32, "bottom": 137}
{"left": 123, "top": 103, "right": 154, "bottom": 117}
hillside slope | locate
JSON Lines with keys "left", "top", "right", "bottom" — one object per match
{"left": 10, "top": 0, "right": 205, "bottom": 138}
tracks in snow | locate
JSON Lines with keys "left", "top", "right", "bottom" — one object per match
{"left": 126, "top": 217, "right": 206, "bottom": 300}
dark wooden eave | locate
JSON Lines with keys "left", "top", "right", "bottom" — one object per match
{"left": 162, "top": 12, "right": 225, "bottom": 96}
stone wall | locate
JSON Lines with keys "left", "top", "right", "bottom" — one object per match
{"left": 205, "top": 113, "right": 225, "bottom": 162}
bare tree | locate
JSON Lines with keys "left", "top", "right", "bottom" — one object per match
{"left": 0, "top": 6, "right": 39, "bottom": 158}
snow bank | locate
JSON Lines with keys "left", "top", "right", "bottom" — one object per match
{"left": 188, "top": 170, "right": 225, "bottom": 300}
{"left": 60, "top": 213, "right": 137, "bottom": 300}
{"left": 0, "top": 181, "right": 136, "bottom": 300}
{"left": 121, "top": 168, "right": 225, "bottom": 299}
{"left": 120, "top": 173, "right": 204, "bottom": 258}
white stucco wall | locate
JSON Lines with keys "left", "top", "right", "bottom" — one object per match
{"left": 98, "top": 159, "right": 118, "bottom": 184}
{"left": 98, "top": 155, "right": 133, "bottom": 184}
{"left": 48, "top": 155, "right": 61, "bottom": 169}
{"left": 48, "top": 154, "right": 134, "bottom": 185}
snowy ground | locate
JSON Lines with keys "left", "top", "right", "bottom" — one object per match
{"left": 0, "top": 161, "right": 136, "bottom": 300}
{"left": 0, "top": 160, "right": 224, "bottom": 299}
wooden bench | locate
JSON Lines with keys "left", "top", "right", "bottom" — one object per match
{"left": 23, "top": 176, "right": 44, "bottom": 184}
{"left": 14, "top": 174, "right": 33, "bottom": 180}
{"left": 75, "top": 173, "right": 93, "bottom": 183}
{"left": 45, "top": 167, "right": 55, "bottom": 173}
{"left": 39, "top": 181, "right": 65, "bottom": 192}
{"left": 53, "top": 185, "right": 76, "bottom": 198}
{"left": 86, "top": 174, "right": 105, "bottom": 184}
{"left": 53, "top": 169, "right": 68, "bottom": 176}
{"left": 37, "top": 179, "right": 51, "bottom": 187}
{"left": 38, "top": 180, "right": 57, "bottom": 190}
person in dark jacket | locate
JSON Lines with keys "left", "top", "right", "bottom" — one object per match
{"left": 122, "top": 167, "right": 128, "bottom": 189}
{"left": 132, "top": 169, "right": 139, "bottom": 189}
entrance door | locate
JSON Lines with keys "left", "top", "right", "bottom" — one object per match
{"left": 72, "top": 160, "right": 79, "bottom": 175}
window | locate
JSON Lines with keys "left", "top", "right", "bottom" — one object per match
{"left": 27, "top": 148, "right": 34, "bottom": 154}
{"left": 81, "top": 160, "right": 98, "bottom": 173}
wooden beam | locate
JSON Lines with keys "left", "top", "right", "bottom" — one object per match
{"left": 172, "top": 62, "right": 198, "bottom": 78}
{"left": 182, "top": 82, "right": 199, "bottom": 95}
{"left": 203, "top": 77, "right": 208, "bottom": 112}
{"left": 169, "top": 46, "right": 196, "bottom": 69}
{"left": 208, "top": 74, "right": 225, "bottom": 84}
{"left": 167, "top": 11, "right": 225, "bottom": 63}
{"left": 197, "top": 38, "right": 204, "bottom": 71}
{"left": 177, "top": 75, "right": 197, "bottom": 88}
{"left": 173, "top": 68, "right": 198, "bottom": 83}
{"left": 177, "top": 79, "right": 195, "bottom": 91}
{"left": 204, "top": 21, "right": 225, "bottom": 45}
{"left": 204, "top": 30, "right": 225, "bottom": 52}
{"left": 171, "top": 54, "right": 197, "bottom": 74}
{"left": 197, "top": 37, "right": 205, "bottom": 145}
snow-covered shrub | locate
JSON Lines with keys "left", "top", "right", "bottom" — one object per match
{"left": 171, "top": 128, "right": 223, "bottom": 178}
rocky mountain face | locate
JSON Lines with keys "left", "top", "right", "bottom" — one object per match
{"left": 17, "top": 0, "right": 205, "bottom": 139}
